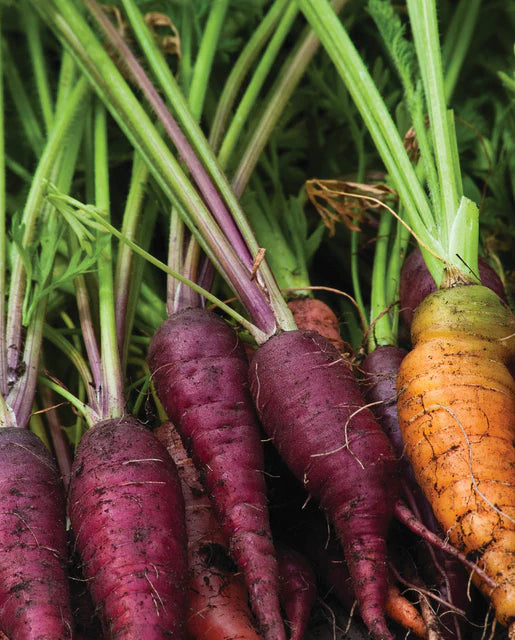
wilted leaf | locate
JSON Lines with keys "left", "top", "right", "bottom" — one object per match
{"left": 305, "top": 179, "right": 397, "bottom": 235}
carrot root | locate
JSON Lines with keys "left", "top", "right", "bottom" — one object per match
{"left": 69, "top": 417, "right": 188, "bottom": 638}
{"left": 397, "top": 285, "right": 515, "bottom": 627}
{"left": 155, "top": 422, "right": 262, "bottom": 640}
{"left": 250, "top": 329, "right": 399, "bottom": 640}
{"left": 0, "top": 428, "right": 72, "bottom": 639}
{"left": 385, "top": 585, "right": 427, "bottom": 639}
{"left": 148, "top": 308, "right": 285, "bottom": 640}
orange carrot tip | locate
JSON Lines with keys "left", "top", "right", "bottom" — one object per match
{"left": 385, "top": 585, "right": 426, "bottom": 639}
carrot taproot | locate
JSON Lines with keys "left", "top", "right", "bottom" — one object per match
{"left": 384, "top": 585, "right": 427, "bottom": 639}
{"left": 249, "top": 329, "right": 400, "bottom": 640}
{"left": 277, "top": 544, "right": 317, "bottom": 640}
{"left": 296, "top": 504, "right": 427, "bottom": 638}
{"left": 0, "top": 428, "right": 72, "bottom": 640}
{"left": 148, "top": 307, "right": 285, "bottom": 640}
{"left": 397, "top": 284, "right": 515, "bottom": 631}
{"left": 68, "top": 417, "right": 188, "bottom": 639}
{"left": 154, "top": 421, "right": 262, "bottom": 640}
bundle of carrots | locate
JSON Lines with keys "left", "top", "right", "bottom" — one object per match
{"left": 0, "top": 0, "right": 512, "bottom": 639}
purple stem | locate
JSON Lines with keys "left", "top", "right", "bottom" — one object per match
{"left": 40, "top": 384, "right": 73, "bottom": 490}
{"left": 6, "top": 302, "right": 46, "bottom": 428}
{"left": 88, "top": 1, "right": 254, "bottom": 272}
{"left": 173, "top": 235, "right": 203, "bottom": 314}
{"left": 74, "top": 273, "right": 102, "bottom": 392}
{"left": 197, "top": 256, "right": 215, "bottom": 300}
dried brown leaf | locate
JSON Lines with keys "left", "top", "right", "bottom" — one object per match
{"left": 144, "top": 12, "right": 181, "bottom": 59}
{"left": 305, "top": 179, "right": 397, "bottom": 235}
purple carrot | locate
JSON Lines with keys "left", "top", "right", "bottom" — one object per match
{"left": 68, "top": 417, "right": 188, "bottom": 639}
{"left": 148, "top": 307, "right": 285, "bottom": 640}
{"left": 361, "top": 345, "right": 407, "bottom": 458}
{"left": 277, "top": 544, "right": 317, "bottom": 640}
{"left": 249, "top": 330, "right": 399, "bottom": 640}
{"left": 0, "top": 428, "right": 72, "bottom": 639}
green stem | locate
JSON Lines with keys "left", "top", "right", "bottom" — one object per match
{"left": 368, "top": 213, "right": 393, "bottom": 351}
{"left": 0, "top": 18, "right": 6, "bottom": 396}
{"left": 130, "top": 372, "right": 150, "bottom": 419}
{"left": 5, "top": 157, "right": 33, "bottom": 184}
{"left": 368, "top": 1, "right": 440, "bottom": 219}
{"left": 169, "top": 0, "right": 228, "bottom": 314}
{"left": 121, "top": 196, "right": 158, "bottom": 355}
{"left": 24, "top": 6, "right": 54, "bottom": 132}
{"left": 187, "top": 0, "right": 229, "bottom": 122}
{"left": 442, "top": 0, "right": 481, "bottom": 102}
{"left": 209, "top": 0, "right": 289, "bottom": 152}
{"left": 3, "top": 45, "right": 44, "bottom": 155}
{"left": 231, "top": 0, "right": 348, "bottom": 198}
{"left": 407, "top": 0, "right": 458, "bottom": 243}
{"left": 139, "top": 282, "right": 167, "bottom": 332}
{"left": 5, "top": 77, "right": 89, "bottom": 377}
{"left": 102, "top": 0, "right": 292, "bottom": 331}
{"left": 217, "top": 1, "right": 299, "bottom": 171}
{"left": 54, "top": 51, "right": 77, "bottom": 117}
{"left": 178, "top": 4, "right": 193, "bottom": 95}
{"left": 47, "top": 192, "right": 268, "bottom": 344}
{"left": 350, "top": 229, "right": 366, "bottom": 328}
{"left": 297, "top": 0, "right": 444, "bottom": 281}
{"left": 43, "top": 324, "right": 98, "bottom": 412}
{"left": 114, "top": 152, "right": 149, "bottom": 364}
{"left": 93, "top": 101, "right": 124, "bottom": 418}
{"left": 407, "top": 0, "right": 479, "bottom": 280}
{"left": 7, "top": 75, "right": 86, "bottom": 426}
{"left": 386, "top": 218, "right": 409, "bottom": 340}
{"left": 344, "top": 99, "right": 367, "bottom": 332}
{"left": 38, "top": 376, "right": 96, "bottom": 427}
{"left": 37, "top": 0, "right": 280, "bottom": 335}
{"left": 27, "top": 406, "right": 51, "bottom": 448}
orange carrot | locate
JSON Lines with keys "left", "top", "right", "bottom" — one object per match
{"left": 397, "top": 284, "right": 515, "bottom": 632}
{"left": 287, "top": 298, "right": 346, "bottom": 352}
{"left": 384, "top": 585, "right": 427, "bottom": 639}
{"left": 154, "top": 422, "right": 261, "bottom": 640}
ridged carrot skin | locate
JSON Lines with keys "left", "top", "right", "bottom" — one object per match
{"left": 249, "top": 330, "right": 399, "bottom": 640}
{"left": 397, "top": 284, "right": 515, "bottom": 629}
{"left": 0, "top": 428, "right": 72, "bottom": 639}
{"left": 68, "top": 417, "right": 188, "bottom": 639}
{"left": 148, "top": 308, "right": 285, "bottom": 640}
